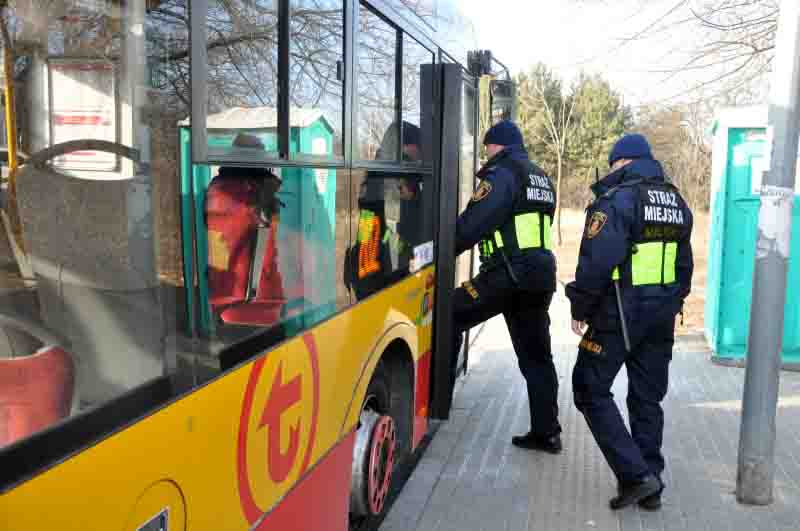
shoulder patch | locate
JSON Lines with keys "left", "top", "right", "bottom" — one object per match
{"left": 471, "top": 181, "right": 492, "bottom": 203}
{"left": 586, "top": 211, "right": 608, "bottom": 239}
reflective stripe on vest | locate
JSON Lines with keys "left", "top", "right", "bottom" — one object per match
{"left": 515, "top": 212, "right": 552, "bottom": 251}
{"left": 612, "top": 241, "right": 678, "bottom": 286}
{"left": 357, "top": 210, "right": 381, "bottom": 278}
{"left": 481, "top": 213, "right": 552, "bottom": 258}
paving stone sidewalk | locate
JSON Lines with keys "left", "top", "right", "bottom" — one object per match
{"left": 380, "top": 288, "right": 800, "bottom": 531}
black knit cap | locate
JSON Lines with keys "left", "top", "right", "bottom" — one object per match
{"left": 483, "top": 120, "right": 524, "bottom": 147}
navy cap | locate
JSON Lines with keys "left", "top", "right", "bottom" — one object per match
{"left": 483, "top": 120, "right": 524, "bottom": 147}
{"left": 608, "top": 134, "right": 653, "bottom": 167}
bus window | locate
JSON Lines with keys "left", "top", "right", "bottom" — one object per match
{"left": 200, "top": 154, "right": 351, "bottom": 356}
{"left": 0, "top": 0, "right": 186, "bottom": 450}
{"left": 357, "top": 4, "right": 398, "bottom": 162}
{"left": 346, "top": 21, "right": 435, "bottom": 300}
{"left": 289, "top": 0, "right": 345, "bottom": 162}
{"left": 401, "top": 33, "right": 434, "bottom": 168}
{"left": 455, "top": 79, "right": 478, "bottom": 288}
{"left": 346, "top": 168, "right": 432, "bottom": 301}
{"left": 387, "top": 0, "right": 438, "bottom": 30}
{"left": 204, "top": 0, "right": 281, "bottom": 163}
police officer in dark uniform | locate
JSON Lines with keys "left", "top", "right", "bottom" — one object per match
{"left": 454, "top": 120, "right": 562, "bottom": 453}
{"left": 566, "top": 134, "right": 693, "bottom": 510}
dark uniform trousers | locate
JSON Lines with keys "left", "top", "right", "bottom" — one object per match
{"left": 572, "top": 318, "right": 674, "bottom": 484}
{"left": 453, "top": 266, "right": 561, "bottom": 437}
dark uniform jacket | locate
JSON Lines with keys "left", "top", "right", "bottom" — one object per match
{"left": 566, "top": 159, "right": 693, "bottom": 343}
{"left": 455, "top": 145, "right": 557, "bottom": 293}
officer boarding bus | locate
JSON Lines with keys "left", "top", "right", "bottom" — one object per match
{"left": 0, "top": 1, "right": 514, "bottom": 529}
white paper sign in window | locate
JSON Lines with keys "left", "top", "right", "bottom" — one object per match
{"left": 410, "top": 241, "right": 434, "bottom": 273}
{"left": 49, "top": 60, "right": 117, "bottom": 172}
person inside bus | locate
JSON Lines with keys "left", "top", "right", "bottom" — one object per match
{"left": 206, "top": 133, "right": 287, "bottom": 331}
{"left": 345, "top": 122, "right": 425, "bottom": 300}
{"left": 451, "top": 120, "right": 562, "bottom": 454}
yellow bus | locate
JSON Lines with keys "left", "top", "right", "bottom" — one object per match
{"left": 0, "top": 1, "right": 512, "bottom": 529}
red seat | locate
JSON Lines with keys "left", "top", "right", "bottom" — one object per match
{"left": 206, "top": 175, "right": 287, "bottom": 327}
{"left": 0, "top": 346, "right": 74, "bottom": 446}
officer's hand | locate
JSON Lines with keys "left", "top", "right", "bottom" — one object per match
{"left": 571, "top": 319, "right": 587, "bottom": 336}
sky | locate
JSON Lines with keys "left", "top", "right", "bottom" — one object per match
{"left": 458, "top": 0, "right": 735, "bottom": 108}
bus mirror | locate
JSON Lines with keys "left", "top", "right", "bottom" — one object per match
{"left": 490, "top": 79, "right": 516, "bottom": 123}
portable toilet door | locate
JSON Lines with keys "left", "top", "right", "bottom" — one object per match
{"left": 706, "top": 106, "right": 800, "bottom": 367}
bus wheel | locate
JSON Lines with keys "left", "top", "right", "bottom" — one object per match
{"left": 350, "top": 370, "right": 397, "bottom": 520}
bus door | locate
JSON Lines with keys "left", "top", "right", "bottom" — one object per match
{"left": 429, "top": 64, "right": 478, "bottom": 420}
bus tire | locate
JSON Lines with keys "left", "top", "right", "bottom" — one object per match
{"left": 349, "top": 363, "right": 397, "bottom": 523}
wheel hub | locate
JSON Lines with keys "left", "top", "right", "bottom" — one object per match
{"left": 350, "top": 410, "right": 396, "bottom": 517}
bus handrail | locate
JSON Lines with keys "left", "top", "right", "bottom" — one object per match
{"left": 23, "top": 140, "right": 141, "bottom": 168}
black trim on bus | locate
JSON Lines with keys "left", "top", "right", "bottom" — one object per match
{"left": 278, "top": 0, "right": 290, "bottom": 158}
{"left": 395, "top": 28, "right": 404, "bottom": 161}
{"left": 430, "top": 63, "right": 462, "bottom": 420}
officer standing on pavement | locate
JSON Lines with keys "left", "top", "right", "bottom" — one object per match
{"left": 566, "top": 134, "right": 693, "bottom": 510}
{"left": 453, "top": 120, "right": 562, "bottom": 453}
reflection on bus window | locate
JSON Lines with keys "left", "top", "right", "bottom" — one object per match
{"left": 193, "top": 133, "right": 348, "bottom": 351}
{"left": 0, "top": 0, "right": 185, "bottom": 448}
{"left": 387, "top": 0, "right": 438, "bottom": 29}
{"left": 290, "top": 0, "right": 345, "bottom": 161}
{"left": 346, "top": 122, "right": 433, "bottom": 300}
{"left": 402, "top": 34, "right": 434, "bottom": 167}
{"left": 357, "top": 3, "right": 398, "bottom": 161}
{"left": 204, "top": 0, "right": 281, "bottom": 162}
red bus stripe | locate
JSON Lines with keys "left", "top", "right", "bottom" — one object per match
{"left": 255, "top": 431, "right": 355, "bottom": 531}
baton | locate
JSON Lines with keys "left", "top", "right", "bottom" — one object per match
{"left": 499, "top": 248, "right": 519, "bottom": 285}
{"left": 613, "top": 279, "right": 631, "bottom": 352}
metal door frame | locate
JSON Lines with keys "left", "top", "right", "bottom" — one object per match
{"left": 429, "top": 63, "right": 464, "bottom": 420}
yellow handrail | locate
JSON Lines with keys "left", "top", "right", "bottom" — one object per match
{"left": 3, "top": 42, "right": 24, "bottom": 254}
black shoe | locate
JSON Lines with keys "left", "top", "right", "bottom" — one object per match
{"left": 638, "top": 492, "right": 662, "bottom": 511}
{"left": 609, "top": 475, "right": 661, "bottom": 510}
{"left": 511, "top": 432, "right": 562, "bottom": 454}
{"left": 638, "top": 478, "right": 664, "bottom": 511}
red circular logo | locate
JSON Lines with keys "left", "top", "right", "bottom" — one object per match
{"left": 236, "top": 333, "right": 321, "bottom": 524}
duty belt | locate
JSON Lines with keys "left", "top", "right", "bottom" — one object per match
{"left": 612, "top": 240, "right": 677, "bottom": 286}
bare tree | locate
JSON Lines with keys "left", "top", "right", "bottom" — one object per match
{"left": 636, "top": 101, "right": 713, "bottom": 210}
{"left": 518, "top": 68, "right": 576, "bottom": 246}
{"left": 572, "top": 0, "right": 777, "bottom": 103}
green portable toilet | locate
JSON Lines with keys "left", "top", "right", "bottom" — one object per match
{"left": 706, "top": 106, "right": 800, "bottom": 367}
{"left": 179, "top": 107, "right": 337, "bottom": 337}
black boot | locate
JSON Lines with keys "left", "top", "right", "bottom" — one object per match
{"left": 638, "top": 492, "right": 662, "bottom": 511}
{"left": 638, "top": 477, "right": 664, "bottom": 511}
{"left": 616, "top": 480, "right": 663, "bottom": 510}
{"left": 610, "top": 475, "right": 661, "bottom": 510}
{"left": 511, "top": 431, "right": 562, "bottom": 454}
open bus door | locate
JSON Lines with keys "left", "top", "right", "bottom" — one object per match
{"left": 429, "top": 63, "right": 479, "bottom": 420}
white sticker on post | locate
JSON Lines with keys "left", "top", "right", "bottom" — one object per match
{"left": 411, "top": 241, "right": 434, "bottom": 273}
{"left": 757, "top": 185, "right": 794, "bottom": 259}
{"left": 751, "top": 157, "right": 769, "bottom": 195}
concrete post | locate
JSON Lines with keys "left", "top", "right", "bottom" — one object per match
{"left": 736, "top": 0, "right": 800, "bottom": 505}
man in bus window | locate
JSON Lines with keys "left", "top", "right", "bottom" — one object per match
{"left": 345, "top": 122, "right": 424, "bottom": 299}
{"left": 453, "top": 120, "right": 562, "bottom": 453}
{"left": 566, "top": 134, "right": 693, "bottom": 510}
